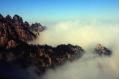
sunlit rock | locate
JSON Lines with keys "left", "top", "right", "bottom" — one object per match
{"left": 95, "top": 44, "right": 112, "bottom": 56}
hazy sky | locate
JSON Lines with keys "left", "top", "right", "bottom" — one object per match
{"left": 0, "top": 0, "right": 118, "bottom": 23}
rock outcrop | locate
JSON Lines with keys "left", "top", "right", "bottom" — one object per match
{"left": 0, "top": 14, "right": 112, "bottom": 77}
{"left": 0, "top": 44, "right": 84, "bottom": 74}
{"left": 0, "top": 14, "right": 85, "bottom": 75}
{"left": 95, "top": 44, "right": 112, "bottom": 56}
{"left": 0, "top": 14, "right": 45, "bottom": 48}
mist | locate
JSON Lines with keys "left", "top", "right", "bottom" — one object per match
{"left": 30, "top": 18, "right": 118, "bottom": 79}
{"left": 32, "top": 19, "right": 118, "bottom": 48}
{"left": 38, "top": 45, "right": 118, "bottom": 79}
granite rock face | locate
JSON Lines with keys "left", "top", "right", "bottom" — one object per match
{"left": 0, "top": 44, "right": 84, "bottom": 74}
{"left": 0, "top": 14, "right": 45, "bottom": 48}
{"left": 0, "top": 14, "right": 112, "bottom": 78}
{"left": 94, "top": 44, "right": 112, "bottom": 56}
{"left": 0, "top": 14, "right": 85, "bottom": 75}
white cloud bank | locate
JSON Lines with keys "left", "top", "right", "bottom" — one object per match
{"left": 30, "top": 18, "right": 118, "bottom": 79}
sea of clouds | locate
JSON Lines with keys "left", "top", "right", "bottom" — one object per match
{"left": 30, "top": 18, "right": 118, "bottom": 79}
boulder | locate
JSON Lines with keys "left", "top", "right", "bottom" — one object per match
{"left": 95, "top": 44, "right": 112, "bottom": 56}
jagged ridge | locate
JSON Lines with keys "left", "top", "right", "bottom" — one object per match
{"left": 0, "top": 14, "right": 112, "bottom": 76}
{"left": 0, "top": 14, "right": 85, "bottom": 74}
{"left": 0, "top": 14, "right": 45, "bottom": 48}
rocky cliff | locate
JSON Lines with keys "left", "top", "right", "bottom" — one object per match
{"left": 0, "top": 14, "right": 85, "bottom": 74}
{"left": 0, "top": 14, "right": 45, "bottom": 48}
{"left": 0, "top": 14, "right": 112, "bottom": 76}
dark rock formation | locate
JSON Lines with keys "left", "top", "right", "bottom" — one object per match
{"left": 0, "top": 14, "right": 112, "bottom": 78}
{"left": 0, "top": 14, "right": 45, "bottom": 48}
{"left": 0, "top": 14, "right": 85, "bottom": 75}
{"left": 31, "top": 23, "right": 46, "bottom": 35}
{"left": 94, "top": 44, "right": 112, "bottom": 56}
{"left": 0, "top": 44, "right": 84, "bottom": 73}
